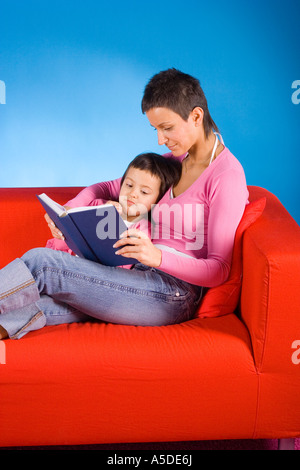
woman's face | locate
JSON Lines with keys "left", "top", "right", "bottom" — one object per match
{"left": 146, "top": 107, "right": 201, "bottom": 156}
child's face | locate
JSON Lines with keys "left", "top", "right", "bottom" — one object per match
{"left": 119, "top": 167, "right": 161, "bottom": 221}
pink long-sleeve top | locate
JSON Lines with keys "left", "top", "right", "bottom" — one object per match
{"left": 46, "top": 147, "right": 248, "bottom": 288}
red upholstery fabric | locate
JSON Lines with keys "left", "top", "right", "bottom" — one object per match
{"left": 1, "top": 316, "right": 257, "bottom": 446}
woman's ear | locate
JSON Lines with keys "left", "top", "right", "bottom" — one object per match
{"left": 191, "top": 107, "right": 204, "bottom": 127}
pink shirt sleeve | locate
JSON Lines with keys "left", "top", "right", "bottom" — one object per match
{"left": 65, "top": 178, "right": 122, "bottom": 208}
{"left": 46, "top": 237, "right": 74, "bottom": 254}
{"left": 158, "top": 167, "right": 249, "bottom": 287}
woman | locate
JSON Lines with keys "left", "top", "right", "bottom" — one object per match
{"left": 0, "top": 69, "right": 248, "bottom": 340}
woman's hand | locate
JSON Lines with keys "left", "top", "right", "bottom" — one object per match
{"left": 113, "top": 228, "right": 162, "bottom": 268}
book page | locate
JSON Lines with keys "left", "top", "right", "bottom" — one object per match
{"left": 67, "top": 203, "right": 111, "bottom": 214}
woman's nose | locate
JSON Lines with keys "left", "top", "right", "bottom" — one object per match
{"left": 157, "top": 130, "right": 167, "bottom": 146}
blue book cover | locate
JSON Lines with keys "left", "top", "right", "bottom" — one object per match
{"left": 37, "top": 193, "right": 138, "bottom": 266}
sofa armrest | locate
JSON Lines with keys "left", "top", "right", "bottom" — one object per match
{"left": 240, "top": 187, "right": 300, "bottom": 372}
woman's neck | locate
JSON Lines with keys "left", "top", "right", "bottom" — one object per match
{"left": 188, "top": 131, "right": 217, "bottom": 165}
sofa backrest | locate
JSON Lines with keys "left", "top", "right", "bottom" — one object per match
{"left": 0, "top": 187, "right": 82, "bottom": 268}
{"left": 240, "top": 186, "right": 300, "bottom": 371}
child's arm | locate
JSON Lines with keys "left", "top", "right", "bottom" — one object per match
{"left": 65, "top": 178, "right": 122, "bottom": 208}
{"left": 45, "top": 237, "right": 74, "bottom": 254}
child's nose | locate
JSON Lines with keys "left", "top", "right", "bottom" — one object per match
{"left": 129, "top": 189, "right": 138, "bottom": 199}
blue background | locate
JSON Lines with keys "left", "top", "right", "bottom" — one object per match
{"left": 0, "top": 0, "right": 299, "bottom": 223}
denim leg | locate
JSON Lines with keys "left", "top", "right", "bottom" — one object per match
{"left": 0, "top": 247, "right": 202, "bottom": 339}
{"left": 21, "top": 248, "right": 201, "bottom": 327}
{"left": 0, "top": 258, "right": 42, "bottom": 338}
{"left": 0, "top": 258, "right": 40, "bottom": 313}
{"left": 38, "top": 295, "right": 91, "bottom": 326}
{"left": 0, "top": 295, "right": 90, "bottom": 340}
{"left": 0, "top": 303, "right": 46, "bottom": 339}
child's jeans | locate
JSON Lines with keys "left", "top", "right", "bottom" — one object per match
{"left": 0, "top": 248, "right": 203, "bottom": 339}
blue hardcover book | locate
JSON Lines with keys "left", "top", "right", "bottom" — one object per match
{"left": 37, "top": 193, "right": 138, "bottom": 266}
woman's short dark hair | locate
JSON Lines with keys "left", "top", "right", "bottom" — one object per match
{"left": 121, "top": 152, "right": 182, "bottom": 202}
{"left": 141, "top": 68, "right": 219, "bottom": 138}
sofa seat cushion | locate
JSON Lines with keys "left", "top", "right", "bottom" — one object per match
{"left": 0, "top": 315, "right": 257, "bottom": 447}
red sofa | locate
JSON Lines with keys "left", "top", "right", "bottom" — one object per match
{"left": 0, "top": 185, "right": 299, "bottom": 448}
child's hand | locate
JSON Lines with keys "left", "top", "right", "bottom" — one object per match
{"left": 105, "top": 200, "right": 123, "bottom": 214}
{"left": 44, "top": 205, "right": 70, "bottom": 240}
{"left": 113, "top": 229, "right": 162, "bottom": 268}
{"left": 44, "top": 213, "right": 65, "bottom": 240}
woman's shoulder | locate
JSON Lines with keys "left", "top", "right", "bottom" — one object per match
{"left": 202, "top": 147, "right": 248, "bottom": 201}
{"left": 211, "top": 146, "right": 246, "bottom": 178}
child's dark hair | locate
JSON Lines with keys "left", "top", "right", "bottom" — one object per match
{"left": 141, "top": 68, "right": 219, "bottom": 138}
{"left": 121, "top": 152, "right": 182, "bottom": 202}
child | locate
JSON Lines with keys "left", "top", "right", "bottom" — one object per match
{"left": 45, "top": 152, "right": 182, "bottom": 255}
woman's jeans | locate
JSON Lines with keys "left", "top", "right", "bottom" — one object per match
{"left": 0, "top": 248, "right": 203, "bottom": 339}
